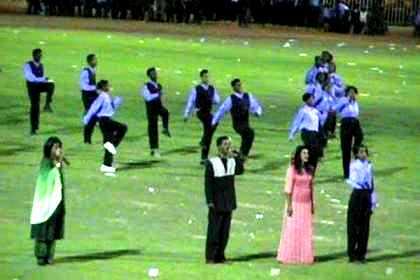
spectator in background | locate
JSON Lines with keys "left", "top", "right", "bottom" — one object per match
{"left": 27, "top": 0, "right": 41, "bottom": 14}
{"left": 351, "top": 4, "right": 362, "bottom": 34}
{"left": 414, "top": 8, "right": 420, "bottom": 37}
{"left": 359, "top": 7, "right": 368, "bottom": 34}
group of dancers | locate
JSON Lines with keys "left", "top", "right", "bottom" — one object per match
{"left": 26, "top": 48, "right": 377, "bottom": 266}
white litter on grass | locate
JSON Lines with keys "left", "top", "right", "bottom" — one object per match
{"left": 399, "top": 65, "right": 404, "bottom": 69}
{"left": 402, "top": 80, "right": 407, "bottom": 86}
{"left": 283, "top": 154, "right": 290, "bottom": 158}
{"left": 156, "top": 67, "right": 161, "bottom": 71}
{"left": 225, "top": 74, "right": 232, "bottom": 78}
{"left": 179, "top": 202, "right": 185, "bottom": 207}
{"left": 249, "top": 232, "right": 256, "bottom": 239}
{"left": 360, "top": 93, "right": 370, "bottom": 97}
{"left": 243, "top": 41, "right": 249, "bottom": 46}
{"left": 139, "top": 40, "right": 145, "bottom": 44}
{"left": 288, "top": 38, "right": 296, "bottom": 42}
{"left": 155, "top": 37, "right": 161, "bottom": 41}
{"left": 314, "top": 235, "right": 326, "bottom": 241}
{"left": 325, "top": 194, "right": 331, "bottom": 198}
{"left": 320, "top": 189, "right": 325, "bottom": 194}
{"left": 192, "top": 235, "right": 206, "bottom": 240}
{"left": 39, "top": 41, "right": 45, "bottom": 45}
{"left": 237, "top": 58, "right": 241, "bottom": 62}
{"left": 148, "top": 267, "right": 159, "bottom": 278}
{"left": 174, "top": 70, "right": 182, "bottom": 74}
{"left": 200, "top": 37, "right": 206, "bottom": 43}
{"left": 106, "top": 35, "right": 112, "bottom": 39}
{"left": 256, "top": 213, "right": 264, "bottom": 220}
{"left": 347, "top": 62, "right": 357, "bottom": 66}
{"left": 389, "top": 47, "right": 396, "bottom": 51}
{"left": 369, "top": 45, "right": 375, "bottom": 49}
{"left": 330, "top": 198, "right": 341, "bottom": 204}
{"left": 299, "top": 53, "right": 308, "bottom": 57}
{"left": 187, "top": 219, "right": 193, "bottom": 225}
{"left": 148, "top": 186, "right": 156, "bottom": 193}
{"left": 269, "top": 104, "right": 277, "bottom": 109}
{"left": 288, "top": 78, "right": 294, "bottom": 82}
{"left": 71, "top": 65, "right": 77, "bottom": 69}
{"left": 175, "top": 91, "right": 181, "bottom": 96}
{"left": 13, "top": 29, "right": 20, "bottom": 34}
{"left": 378, "top": 70, "right": 384, "bottom": 74}
{"left": 364, "top": 50, "right": 369, "bottom": 54}
{"left": 337, "top": 210, "right": 343, "bottom": 214}
{"left": 270, "top": 268, "right": 281, "bottom": 277}
{"left": 370, "top": 67, "right": 381, "bottom": 71}
{"left": 337, "top": 42, "right": 346, "bottom": 47}
{"left": 388, "top": 43, "right": 396, "bottom": 47}
{"left": 320, "top": 220, "right": 335, "bottom": 225}
{"left": 266, "top": 190, "right": 273, "bottom": 195}
{"left": 403, "top": 47, "right": 407, "bottom": 52}
{"left": 283, "top": 42, "right": 291, "bottom": 48}
{"left": 385, "top": 267, "right": 394, "bottom": 275}
{"left": 394, "top": 90, "right": 400, "bottom": 94}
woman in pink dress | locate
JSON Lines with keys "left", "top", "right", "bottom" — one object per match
{"left": 277, "top": 145, "right": 315, "bottom": 264}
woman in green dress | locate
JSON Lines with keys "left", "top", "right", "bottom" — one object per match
{"left": 30, "top": 136, "right": 67, "bottom": 265}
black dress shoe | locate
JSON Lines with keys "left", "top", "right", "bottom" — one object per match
{"left": 37, "top": 258, "right": 47, "bottom": 266}
{"left": 43, "top": 105, "right": 53, "bottom": 112}
{"left": 162, "top": 129, "right": 171, "bottom": 138}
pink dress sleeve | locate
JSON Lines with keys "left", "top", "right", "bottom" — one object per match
{"left": 284, "top": 166, "right": 294, "bottom": 194}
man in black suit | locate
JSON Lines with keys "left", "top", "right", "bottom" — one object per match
{"left": 204, "top": 136, "right": 244, "bottom": 264}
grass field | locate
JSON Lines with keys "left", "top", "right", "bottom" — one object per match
{"left": 0, "top": 17, "right": 419, "bottom": 280}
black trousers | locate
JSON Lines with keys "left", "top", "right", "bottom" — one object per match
{"left": 340, "top": 118, "right": 364, "bottom": 178}
{"left": 34, "top": 240, "right": 56, "bottom": 263}
{"left": 233, "top": 124, "right": 254, "bottom": 157}
{"left": 145, "top": 100, "right": 169, "bottom": 150}
{"left": 82, "top": 90, "right": 99, "bottom": 143}
{"left": 301, "top": 129, "right": 322, "bottom": 168}
{"left": 325, "top": 111, "right": 337, "bottom": 136}
{"left": 347, "top": 189, "right": 372, "bottom": 261}
{"left": 98, "top": 117, "right": 127, "bottom": 166}
{"left": 205, "top": 208, "right": 232, "bottom": 262}
{"left": 27, "top": 82, "right": 55, "bottom": 132}
{"left": 197, "top": 111, "right": 216, "bottom": 160}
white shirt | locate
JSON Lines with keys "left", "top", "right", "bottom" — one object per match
{"left": 289, "top": 105, "right": 320, "bottom": 140}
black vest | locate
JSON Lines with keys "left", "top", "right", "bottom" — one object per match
{"left": 195, "top": 84, "right": 214, "bottom": 113}
{"left": 84, "top": 67, "right": 96, "bottom": 86}
{"left": 146, "top": 81, "right": 162, "bottom": 102}
{"left": 230, "top": 93, "right": 250, "bottom": 127}
{"left": 28, "top": 61, "right": 44, "bottom": 78}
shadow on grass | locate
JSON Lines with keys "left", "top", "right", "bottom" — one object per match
{"left": 367, "top": 249, "right": 420, "bottom": 263}
{"left": 374, "top": 166, "right": 407, "bottom": 177}
{"left": 247, "top": 158, "right": 289, "bottom": 174}
{"left": 247, "top": 153, "right": 265, "bottom": 160}
{"left": 162, "top": 145, "right": 199, "bottom": 156}
{"left": 0, "top": 141, "right": 36, "bottom": 156}
{"left": 54, "top": 249, "right": 141, "bottom": 264}
{"left": 316, "top": 175, "right": 344, "bottom": 185}
{"left": 118, "top": 160, "right": 162, "bottom": 171}
{"left": 229, "top": 252, "right": 276, "bottom": 262}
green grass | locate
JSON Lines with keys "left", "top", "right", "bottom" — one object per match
{"left": 0, "top": 25, "right": 419, "bottom": 280}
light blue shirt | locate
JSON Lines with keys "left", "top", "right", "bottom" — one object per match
{"left": 83, "top": 91, "right": 123, "bottom": 124}
{"left": 288, "top": 104, "right": 320, "bottom": 140}
{"left": 23, "top": 62, "right": 47, "bottom": 83}
{"left": 212, "top": 93, "right": 262, "bottom": 126}
{"left": 142, "top": 80, "right": 162, "bottom": 102}
{"left": 305, "top": 66, "right": 319, "bottom": 85}
{"left": 346, "top": 159, "right": 377, "bottom": 210}
{"left": 80, "top": 66, "right": 96, "bottom": 91}
{"left": 334, "top": 97, "right": 359, "bottom": 119}
{"left": 330, "top": 73, "right": 345, "bottom": 98}
{"left": 183, "top": 84, "right": 221, "bottom": 118}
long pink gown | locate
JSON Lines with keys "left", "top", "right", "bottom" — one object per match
{"left": 277, "top": 165, "right": 314, "bottom": 264}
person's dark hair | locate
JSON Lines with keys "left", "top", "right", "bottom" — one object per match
{"left": 32, "top": 48, "right": 42, "bottom": 57}
{"left": 97, "top": 80, "right": 109, "bottom": 90}
{"left": 43, "top": 136, "right": 62, "bottom": 159}
{"left": 216, "top": 136, "right": 230, "bottom": 147}
{"left": 146, "top": 67, "right": 156, "bottom": 77}
{"left": 345, "top": 85, "right": 358, "bottom": 96}
{"left": 292, "top": 145, "right": 313, "bottom": 174}
{"left": 200, "top": 69, "right": 208, "bottom": 77}
{"left": 353, "top": 144, "right": 369, "bottom": 158}
{"left": 314, "top": 55, "right": 322, "bottom": 65}
{"left": 328, "top": 62, "right": 336, "bottom": 73}
{"left": 86, "top": 54, "right": 96, "bottom": 63}
{"left": 316, "top": 72, "right": 328, "bottom": 83}
{"left": 231, "top": 78, "right": 241, "bottom": 88}
{"left": 302, "top": 93, "right": 312, "bottom": 102}
{"left": 321, "top": 50, "right": 333, "bottom": 63}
